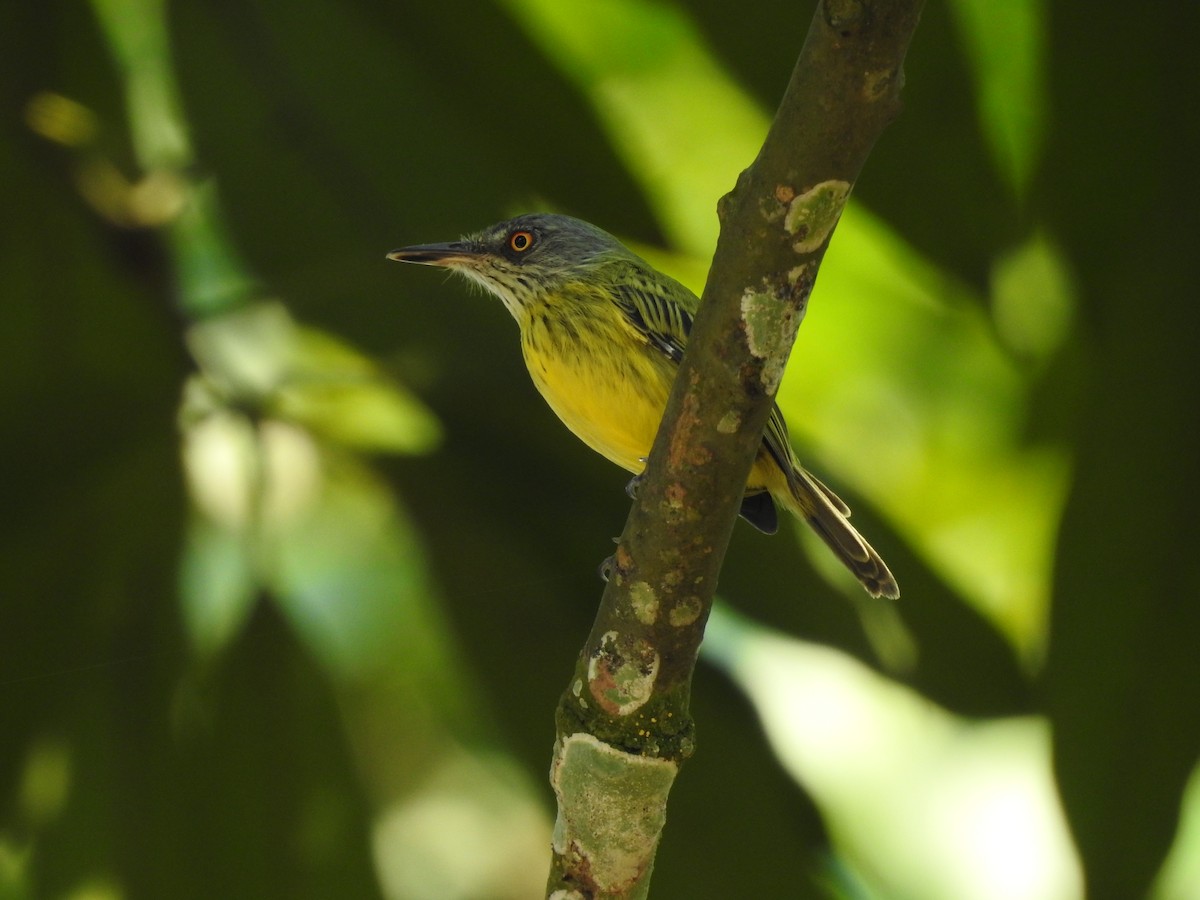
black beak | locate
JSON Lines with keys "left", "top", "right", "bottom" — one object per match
{"left": 386, "top": 241, "right": 478, "bottom": 265}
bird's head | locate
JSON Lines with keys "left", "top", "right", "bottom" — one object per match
{"left": 387, "top": 213, "right": 630, "bottom": 316}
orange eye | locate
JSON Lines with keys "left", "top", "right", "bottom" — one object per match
{"left": 509, "top": 230, "right": 534, "bottom": 252}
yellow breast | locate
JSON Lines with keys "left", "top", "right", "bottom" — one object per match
{"left": 520, "top": 300, "right": 672, "bottom": 474}
{"left": 516, "top": 291, "right": 783, "bottom": 494}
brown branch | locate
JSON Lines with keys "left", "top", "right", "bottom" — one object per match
{"left": 545, "top": 2, "right": 925, "bottom": 896}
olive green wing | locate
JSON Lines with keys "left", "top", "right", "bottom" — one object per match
{"left": 609, "top": 269, "right": 696, "bottom": 365}
{"left": 608, "top": 259, "right": 853, "bottom": 525}
{"left": 609, "top": 269, "right": 769, "bottom": 529}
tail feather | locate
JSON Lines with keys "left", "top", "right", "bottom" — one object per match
{"left": 739, "top": 491, "right": 779, "bottom": 535}
{"left": 805, "top": 470, "right": 852, "bottom": 517}
{"left": 804, "top": 509, "right": 900, "bottom": 599}
{"left": 781, "top": 467, "right": 900, "bottom": 599}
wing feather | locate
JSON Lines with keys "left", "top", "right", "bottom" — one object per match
{"left": 610, "top": 259, "right": 853, "bottom": 519}
{"left": 610, "top": 266, "right": 695, "bottom": 365}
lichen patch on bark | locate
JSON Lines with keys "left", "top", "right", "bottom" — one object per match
{"left": 587, "top": 631, "right": 660, "bottom": 716}
{"left": 716, "top": 410, "right": 741, "bottom": 433}
{"left": 784, "top": 179, "right": 851, "bottom": 252}
{"left": 659, "top": 481, "right": 697, "bottom": 526}
{"left": 550, "top": 732, "right": 678, "bottom": 896}
{"left": 740, "top": 285, "right": 807, "bottom": 394}
{"left": 668, "top": 597, "right": 703, "bottom": 627}
{"left": 628, "top": 581, "right": 659, "bottom": 625}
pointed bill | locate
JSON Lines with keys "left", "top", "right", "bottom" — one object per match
{"left": 386, "top": 241, "right": 479, "bottom": 265}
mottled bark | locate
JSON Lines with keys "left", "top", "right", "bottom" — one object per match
{"left": 546, "top": 2, "right": 925, "bottom": 896}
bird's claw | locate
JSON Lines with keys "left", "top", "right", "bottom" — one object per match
{"left": 598, "top": 554, "right": 615, "bottom": 583}
{"left": 625, "top": 462, "right": 648, "bottom": 500}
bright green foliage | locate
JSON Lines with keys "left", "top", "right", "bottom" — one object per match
{"left": 944, "top": 0, "right": 1047, "bottom": 197}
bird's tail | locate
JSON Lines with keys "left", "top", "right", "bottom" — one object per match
{"left": 776, "top": 466, "right": 900, "bottom": 599}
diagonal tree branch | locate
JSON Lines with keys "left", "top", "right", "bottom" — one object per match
{"left": 545, "top": 2, "right": 924, "bottom": 896}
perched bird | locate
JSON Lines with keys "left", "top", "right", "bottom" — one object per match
{"left": 388, "top": 213, "right": 898, "bottom": 598}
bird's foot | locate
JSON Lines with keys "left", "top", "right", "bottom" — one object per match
{"left": 597, "top": 554, "right": 615, "bottom": 583}
{"left": 625, "top": 460, "right": 649, "bottom": 499}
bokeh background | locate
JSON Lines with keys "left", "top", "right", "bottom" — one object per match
{"left": 3, "top": 0, "right": 1198, "bottom": 897}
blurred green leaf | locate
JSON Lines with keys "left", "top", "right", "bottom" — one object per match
{"left": 169, "top": 180, "right": 261, "bottom": 316}
{"left": 89, "top": 0, "right": 192, "bottom": 169}
{"left": 179, "top": 514, "right": 258, "bottom": 659}
{"left": 370, "top": 749, "right": 551, "bottom": 900}
{"left": 945, "top": 0, "right": 1047, "bottom": 196}
{"left": 269, "top": 455, "right": 452, "bottom": 682}
{"left": 704, "top": 603, "right": 1082, "bottom": 900}
{"left": 785, "top": 205, "right": 1071, "bottom": 656}
{"left": 276, "top": 325, "right": 443, "bottom": 454}
{"left": 0, "top": 838, "right": 33, "bottom": 900}
{"left": 186, "top": 303, "right": 442, "bottom": 454}
{"left": 1039, "top": 1, "right": 1200, "bottom": 894}
{"left": 1154, "top": 764, "right": 1200, "bottom": 900}
{"left": 990, "top": 231, "right": 1075, "bottom": 362}
{"left": 501, "top": 0, "right": 1069, "bottom": 658}
{"left": 499, "top": 0, "right": 767, "bottom": 254}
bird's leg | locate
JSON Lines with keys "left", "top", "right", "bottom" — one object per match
{"left": 624, "top": 458, "right": 650, "bottom": 499}
{"left": 597, "top": 535, "right": 623, "bottom": 583}
{"left": 608, "top": 462, "right": 649, "bottom": 581}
